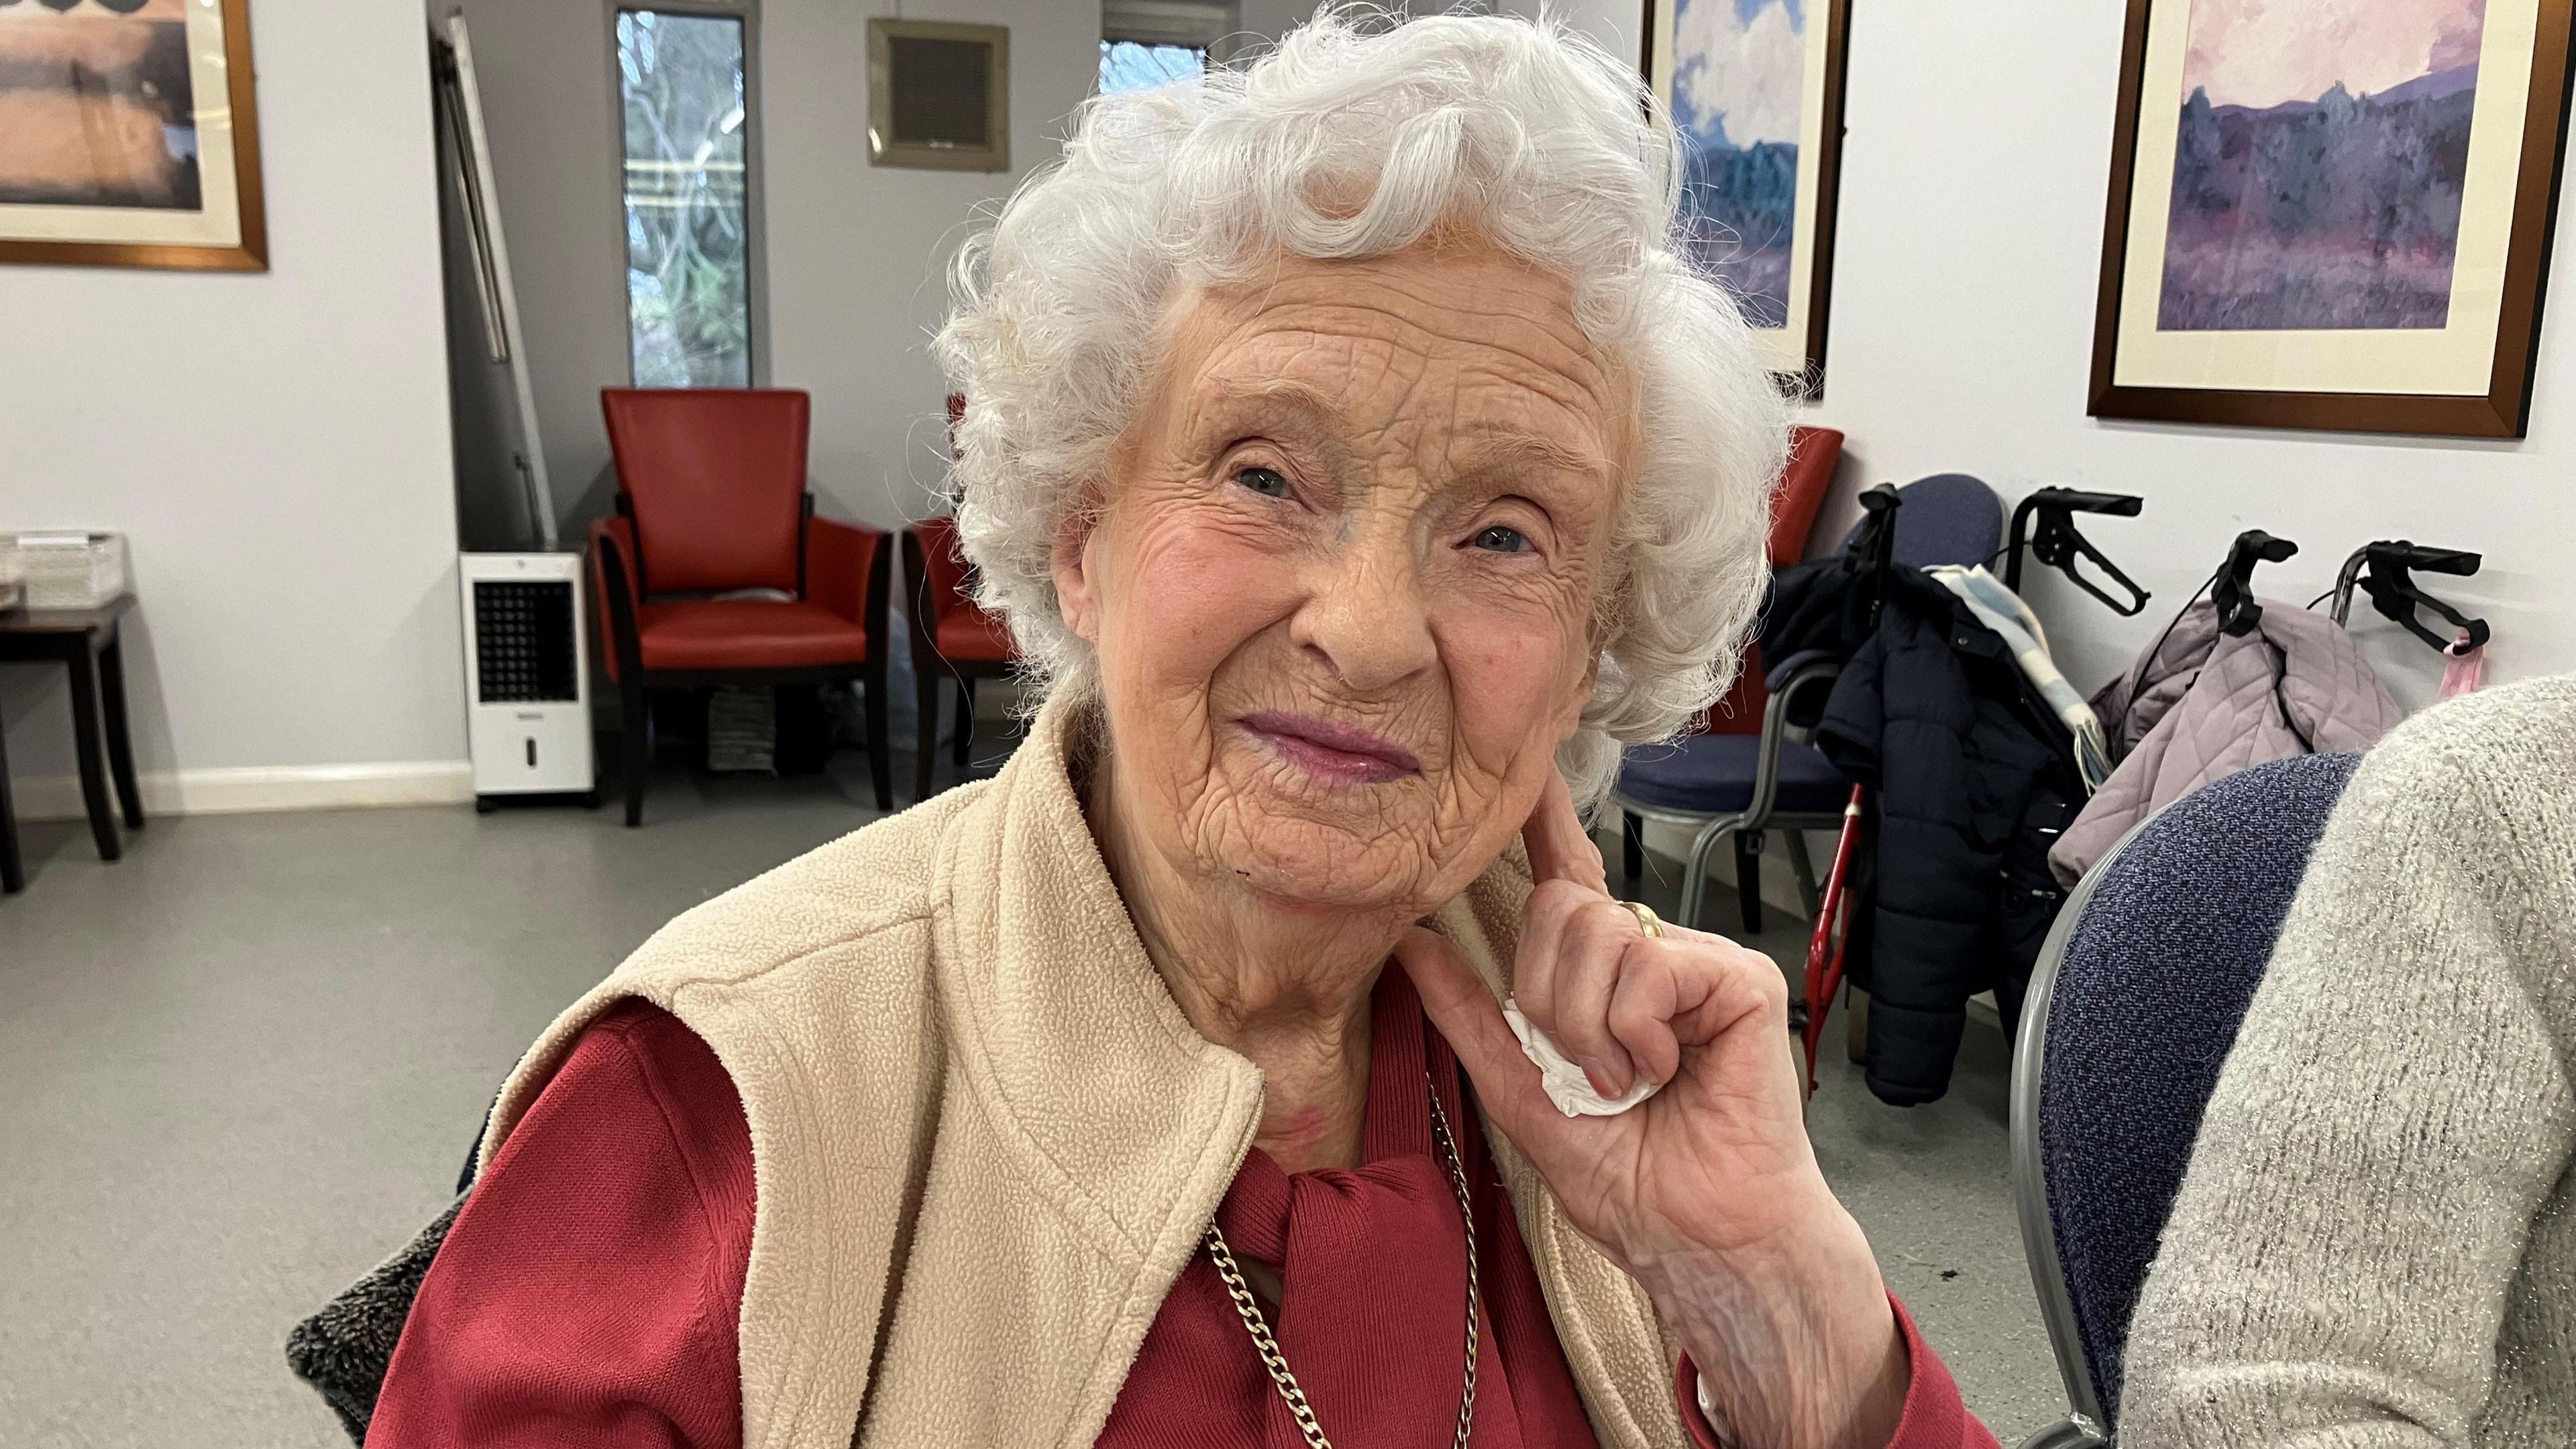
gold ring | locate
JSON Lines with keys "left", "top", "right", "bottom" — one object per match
{"left": 1620, "top": 900, "right": 1664, "bottom": 938}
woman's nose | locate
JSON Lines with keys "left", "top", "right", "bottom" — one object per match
{"left": 1291, "top": 526, "right": 1438, "bottom": 694}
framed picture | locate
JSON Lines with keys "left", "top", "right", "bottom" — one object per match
{"left": 1642, "top": 0, "right": 1852, "bottom": 390}
{"left": 2091, "top": 0, "right": 2575, "bottom": 437}
{"left": 0, "top": 0, "right": 266, "bottom": 271}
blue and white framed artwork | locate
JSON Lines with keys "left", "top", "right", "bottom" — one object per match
{"left": 1644, "top": 0, "right": 1851, "bottom": 390}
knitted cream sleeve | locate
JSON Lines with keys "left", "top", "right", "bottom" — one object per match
{"left": 2116, "top": 689, "right": 2576, "bottom": 1447}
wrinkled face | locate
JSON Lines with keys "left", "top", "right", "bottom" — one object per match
{"left": 1056, "top": 239, "right": 1631, "bottom": 912}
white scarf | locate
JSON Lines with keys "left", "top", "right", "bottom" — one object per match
{"left": 1926, "top": 565, "right": 2112, "bottom": 792}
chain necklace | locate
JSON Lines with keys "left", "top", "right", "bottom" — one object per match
{"left": 1201, "top": 1073, "right": 1481, "bottom": 1449}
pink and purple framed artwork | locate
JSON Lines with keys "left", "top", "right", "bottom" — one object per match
{"left": 2092, "top": 0, "right": 2574, "bottom": 437}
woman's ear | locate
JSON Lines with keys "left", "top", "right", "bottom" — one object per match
{"left": 1053, "top": 507, "right": 1102, "bottom": 644}
{"left": 1558, "top": 663, "right": 1598, "bottom": 744}
{"left": 1558, "top": 630, "right": 1603, "bottom": 741}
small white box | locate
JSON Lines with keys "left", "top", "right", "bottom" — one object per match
{"left": 460, "top": 552, "right": 595, "bottom": 801}
{"left": 2, "top": 532, "right": 127, "bottom": 609}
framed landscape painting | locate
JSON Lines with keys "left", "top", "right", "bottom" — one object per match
{"left": 2091, "top": 0, "right": 2575, "bottom": 437}
{"left": 0, "top": 0, "right": 266, "bottom": 270}
{"left": 1643, "top": 0, "right": 1851, "bottom": 391}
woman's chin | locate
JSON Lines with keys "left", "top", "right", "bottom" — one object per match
{"left": 1210, "top": 817, "right": 1471, "bottom": 919}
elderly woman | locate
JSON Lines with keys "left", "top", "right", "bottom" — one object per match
{"left": 371, "top": 12, "right": 1996, "bottom": 1449}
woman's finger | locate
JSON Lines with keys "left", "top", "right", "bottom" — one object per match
{"left": 1545, "top": 898, "right": 1641, "bottom": 1096}
{"left": 1663, "top": 932, "right": 1793, "bottom": 1048}
{"left": 1606, "top": 943, "right": 1684, "bottom": 1087}
{"left": 1393, "top": 927, "right": 1581, "bottom": 1155}
{"left": 1520, "top": 771, "right": 1609, "bottom": 894}
{"left": 1511, "top": 876, "right": 1591, "bottom": 1034}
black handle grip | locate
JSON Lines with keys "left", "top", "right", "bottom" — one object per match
{"left": 2026, "top": 486, "right": 2143, "bottom": 517}
{"left": 2371, "top": 540, "right": 2481, "bottom": 577}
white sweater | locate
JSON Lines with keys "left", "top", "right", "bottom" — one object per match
{"left": 2119, "top": 674, "right": 2576, "bottom": 1447}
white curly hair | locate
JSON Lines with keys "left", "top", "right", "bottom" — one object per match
{"left": 932, "top": 5, "right": 1786, "bottom": 806}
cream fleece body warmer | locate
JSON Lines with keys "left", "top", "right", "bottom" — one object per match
{"left": 2118, "top": 675, "right": 2576, "bottom": 1448}
{"left": 473, "top": 696, "right": 1691, "bottom": 1449}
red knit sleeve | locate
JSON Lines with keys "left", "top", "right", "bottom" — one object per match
{"left": 1676, "top": 1296, "right": 2001, "bottom": 1449}
{"left": 371, "top": 1002, "right": 756, "bottom": 1449}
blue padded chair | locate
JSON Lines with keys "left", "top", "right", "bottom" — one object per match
{"left": 2010, "top": 753, "right": 2362, "bottom": 1448}
{"left": 1835, "top": 472, "right": 2004, "bottom": 570}
{"left": 1614, "top": 473, "right": 2005, "bottom": 932}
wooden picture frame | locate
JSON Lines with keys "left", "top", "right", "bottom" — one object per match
{"left": 2090, "top": 0, "right": 2575, "bottom": 438}
{"left": 0, "top": 0, "right": 267, "bottom": 272}
{"left": 1641, "top": 0, "right": 1851, "bottom": 392}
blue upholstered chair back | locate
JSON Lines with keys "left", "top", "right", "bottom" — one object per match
{"left": 2010, "top": 752, "right": 2361, "bottom": 1440}
{"left": 1836, "top": 472, "right": 2004, "bottom": 570}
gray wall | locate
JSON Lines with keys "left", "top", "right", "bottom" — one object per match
{"left": 763, "top": 0, "right": 1102, "bottom": 529}
{"left": 0, "top": 0, "right": 463, "bottom": 792}
{"left": 439, "top": 0, "right": 636, "bottom": 539}
{"left": 441, "top": 0, "right": 1103, "bottom": 538}
{"left": 1540, "top": 0, "right": 2576, "bottom": 706}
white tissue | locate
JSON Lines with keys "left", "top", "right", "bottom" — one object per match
{"left": 1501, "top": 997, "right": 1664, "bottom": 1117}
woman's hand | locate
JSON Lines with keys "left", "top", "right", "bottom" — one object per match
{"left": 1394, "top": 775, "right": 1907, "bottom": 1449}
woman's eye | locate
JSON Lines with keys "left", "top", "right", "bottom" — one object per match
{"left": 1470, "top": 524, "right": 1532, "bottom": 554}
{"left": 1234, "top": 466, "right": 1291, "bottom": 498}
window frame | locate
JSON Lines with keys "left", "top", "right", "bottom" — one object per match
{"left": 606, "top": 0, "right": 772, "bottom": 388}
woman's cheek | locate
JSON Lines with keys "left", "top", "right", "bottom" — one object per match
{"left": 1437, "top": 589, "right": 1587, "bottom": 772}
{"left": 1107, "top": 502, "right": 1304, "bottom": 684}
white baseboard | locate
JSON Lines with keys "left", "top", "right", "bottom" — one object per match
{"left": 11, "top": 760, "right": 474, "bottom": 820}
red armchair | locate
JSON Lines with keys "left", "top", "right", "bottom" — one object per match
{"left": 1701, "top": 425, "right": 1846, "bottom": 737}
{"left": 902, "top": 515, "right": 1015, "bottom": 803}
{"left": 590, "top": 388, "right": 894, "bottom": 825}
{"left": 1617, "top": 424, "right": 1845, "bottom": 887}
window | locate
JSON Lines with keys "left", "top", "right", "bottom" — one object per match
{"left": 1099, "top": 0, "right": 1234, "bottom": 92}
{"left": 1098, "top": 40, "right": 1203, "bottom": 95}
{"left": 616, "top": 7, "right": 760, "bottom": 387}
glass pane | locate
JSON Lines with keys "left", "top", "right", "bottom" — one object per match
{"left": 1098, "top": 41, "right": 1203, "bottom": 96}
{"left": 617, "top": 10, "right": 753, "bottom": 387}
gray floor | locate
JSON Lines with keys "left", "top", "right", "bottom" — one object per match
{"left": 0, "top": 740, "right": 2059, "bottom": 1446}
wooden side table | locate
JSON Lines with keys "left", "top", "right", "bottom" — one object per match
{"left": 0, "top": 594, "right": 145, "bottom": 894}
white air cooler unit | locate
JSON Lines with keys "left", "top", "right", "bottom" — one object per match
{"left": 459, "top": 553, "right": 594, "bottom": 803}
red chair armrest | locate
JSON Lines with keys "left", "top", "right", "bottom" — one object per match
{"left": 808, "top": 516, "right": 892, "bottom": 650}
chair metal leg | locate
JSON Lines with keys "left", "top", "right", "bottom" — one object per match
{"left": 953, "top": 678, "right": 975, "bottom": 767}
{"left": 2013, "top": 1417, "right": 2107, "bottom": 1449}
{"left": 65, "top": 646, "right": 120, "bottom": 862}
{"left": 862, "top": 658, "right": 893, "bottom": 811}
{"left": 621, "top": 679, "right": 649, "bottom": 828}
{"left": 914, "top": 661, "right": 941, "bottom": 804}
{"left": 99, "top": 633, "right": 144, "bottom": 829}
{"left": 0, "top": 716, "right": 21, "bottom": 894}
{"left": 1678, "top": 819, "right": 1734, "bottom": 932}
{"left": 1786, "top": 829, "right": 1821, "bottom": 918}
{"left": 1734, "top": 831, "right": 1764, "bottom": 934}
{"left": 1621, "top": 811, "right": 1644, "bottom": 883}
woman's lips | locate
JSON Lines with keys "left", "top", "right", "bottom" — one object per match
{"left": 1237, "top": 710, "right": 1424, "bottom": 786}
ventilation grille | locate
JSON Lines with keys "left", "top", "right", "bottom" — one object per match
{"left": 474, "top": 580, "right": 578, "bottom": 704}
{"left": 888, "top": 36, "right": 992, "bottom": 147}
